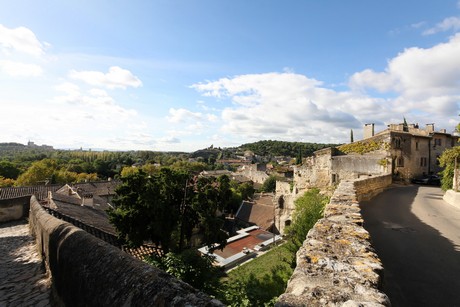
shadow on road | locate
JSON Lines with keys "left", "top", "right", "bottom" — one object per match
{"left": 360, "top": 185, "right": 460, "bottom": 307}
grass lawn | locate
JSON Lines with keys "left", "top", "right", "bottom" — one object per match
{"left": 216, "top": 189, "right": 329, "bottom": 306}
{"left": 217, "top": 242, "right": 298, "bottom": 306}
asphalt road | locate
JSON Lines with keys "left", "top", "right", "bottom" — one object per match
{"left": 360, "top": 184, "right": 460, "bottom": 307}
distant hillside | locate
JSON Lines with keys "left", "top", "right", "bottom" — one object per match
{"left": 239, "top": 140, "right": 339, "bottom": 157}
{"left": 0, "top": 142, "right": 54, "bottom": 160}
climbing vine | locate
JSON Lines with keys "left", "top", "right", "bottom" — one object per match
{"left": 338, "top": 141, "right": 389, "bottom": 155}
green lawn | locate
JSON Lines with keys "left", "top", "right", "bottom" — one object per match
{"left": 215, "top": 188, "right": 329, "bottom": 306}
{"left": 217, "top": 242, "right": 297, "bottom": 307}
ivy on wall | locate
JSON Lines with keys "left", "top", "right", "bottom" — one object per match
{"left": 338, "top": 141, "right": 390, "bottom": 155}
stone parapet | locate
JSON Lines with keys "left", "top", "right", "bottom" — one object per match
{"left": 29, "top": 196, "right": 223, "bottom": 307}
{"left": 0, "top": 196, "right": 31, "bottom": 222}
{"left": 276, "top": 175, "right": 392, "bottom": 306}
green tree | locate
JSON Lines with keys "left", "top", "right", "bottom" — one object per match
{"left": 439, "top": 146, "right": 460, "bottom": 191}
{"left": 286, "top": 188, "right": 329, "bottom": 247}
{"left": 0, "top": 160, "right": 21, "bottom": 179}
{"left": 0, "top": 176, "right": 15, "bottom": 187}
{"left": 145, "top": 249, "right": 222, "bottom": 294}
{"left": 15, "top": 158, "right": 58, "bottom": 186}
{"left": 109, "top": 169, "right": 188, "bottom": 253}
{"left": 261, "top": 175, "right": 277, "bottom": 193}
{"left": 108, "top": 168, "right": 230, "bottom": 254}
{"left": 350, "top": 129, "right": 354, "bottom": 143}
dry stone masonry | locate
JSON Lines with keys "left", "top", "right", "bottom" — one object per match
{"left": 277, "top": 175, "right": 391, "bottom": 306}
{"left": 29, "top": 196, "right": 223, "bottom": 307}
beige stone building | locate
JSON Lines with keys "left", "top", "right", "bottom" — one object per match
{"left": 363, "top": 123, "right": 458, "bottom": 180}
{"left": 274, "top": 122, "right": 458, "bottom": 234}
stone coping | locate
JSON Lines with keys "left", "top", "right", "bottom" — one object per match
{"left": 276, "top": 174, "right": 392, "bottom": 306}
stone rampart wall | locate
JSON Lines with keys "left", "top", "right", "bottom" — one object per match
{"left": 277, "top": 174, "right": 392, "bottom": 306}
{"left": 332, "top": 154, "right": 388, "bottom": 181}
{"left": 29, "top": 196, "right": 223, "bottom": 307}
{"left": 238, "top": 164, "right": 269, "bottom": 184}
{"left": 0, "top": 196, "right": 31, "bottom": 222}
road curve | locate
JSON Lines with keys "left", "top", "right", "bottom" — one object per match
{"left": 360, "top": 184, "right": 460, "bottom": 307}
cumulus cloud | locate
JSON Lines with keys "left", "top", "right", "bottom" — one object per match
{"left": 193, "top": 38, "right": 460, "bottom": 144}
{"left": 350, "top": 33, "right": 460, "bottom": 107}
{"left": 192, "top": 72, "right": 370, "bottom": 143}
{"left": 423, "top": 16, "right": 460, "bottom": 35}
{"left": 69, "top": 66, "right": 142, "bottom": 89}
{"left": 167, "top": 108, "right": 203, "bottom": 123}
{"left": 54, "top": 82, "right": 137, "bottom": 118}
{"left": 0, "top": 60, "right": 42, "bottom": 77}
{"left": 0, "top": 24, "right": 45, "bottom": 56}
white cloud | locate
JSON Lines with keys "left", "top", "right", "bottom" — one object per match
{"left": 167, "top": 108, "right": 203, "bottom": 123}
{"left": 0, "top": 24, "right": 45, "bottom": 56}
{"left": 411, "top": 21, "right": 426, "bottom": 29}
{"left": 54, "top": 82, "right": 137, "bottom": 118}
{"left": 193, "top": 42, "right": 460, "bottom": 145}
{"left": 350, "top": 33, "right": 460, "bottom": 104}
{"left": 423, "top": 16, "right": 460, "bottom": 35}
{"left": 69, "top": 66, "right": 142, "bottom": 89}
{"left": 0, "top": 60, "right": 42, "bottom": 77}
{"left": 192, "top": 72, "right": 368, "bottom": 143}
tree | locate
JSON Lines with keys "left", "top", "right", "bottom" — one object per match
{"left": 0, "top": 160, "right": 21, "bottom": 179}
{"left": 261, "top": 175, "right": 277, "bottom": 193}
{"left": 145, "top": 250, "right": 222, "bottom": 294}
{"left": 16, "top": 158, "right": 58, "bottom": 186}
{"left": 350, "top": 129, "right": 354, "bottom": 143}
{"left": 439, "top": 146, "right": 460, "bottom": 191}
{"left": 285, "top": 188, "right": 329, "bottom": 247}
{"left": 0, "top": 176, "right": 15, "bottom": 187}
{"left": 403, "top": 117, "right": 409, "bottom": 132}
{"left": 108, "top": 168, "right": 230, "bottom": 254}
{"left": 109, "top": 169, "right": 188, "bottom": 253}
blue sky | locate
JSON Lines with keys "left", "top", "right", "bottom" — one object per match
{"left": 0, "top": 0, "right": 459, "bottom": 151}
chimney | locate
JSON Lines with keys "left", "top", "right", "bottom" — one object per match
{"left": 440, "top": 128, "right": 447, "bottom": 133}
{"left": 82, "top": 193, "right": 94, "bottom": 207}
{"left": 363, "top": 123, "right": 375, "bottom": 139}
{"left": 426, "top": 123, "right": 435, "bottom": 133}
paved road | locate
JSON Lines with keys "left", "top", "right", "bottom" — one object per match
{"left": 0, "top": 220, "right": 51, "bottom": 307}
{"left": 360, "top": 185, "right": 460, "bottom": 307}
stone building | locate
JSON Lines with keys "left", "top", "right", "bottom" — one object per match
{"left": 363, "top": 123, "right": 458, "bottom": 180}
{"left": 274, "top": 122, "right": 458, "bottom": 234}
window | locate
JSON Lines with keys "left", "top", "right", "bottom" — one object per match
{"left": 332, "top": 173, "right": 339, "bottom": 184}
{"left": 420, "top": 157, "right": 427, "bottom": 167}
{"left": 394, "top": 137, "right": 401, "bottom": 148}
{"left": 434, "top": 138, "right": 442, "bottom": 146}
{"left": 397, "top": 157, "right": 404, "bottom": 167}
{"left": 415, "top": 141, "right": 419, "bottom": 150}
{"left": 277, "top": 195, "right": 284, "bottom": 209}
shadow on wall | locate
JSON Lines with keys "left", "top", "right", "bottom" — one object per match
{"left": 29, "top": 196, "right": 223, "bottom": 307}
{"left": 360, "top": 185, "right": 460, "bottom": 307}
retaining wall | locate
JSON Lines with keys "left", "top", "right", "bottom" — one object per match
{"left": 277, "top": 174, "right": 392, "bottom": 306}
{"left": 29, "top": 196, "right": 222, "bottom": 307}
{"left": 0, "top": 196, "right": 31, "bottom": 222}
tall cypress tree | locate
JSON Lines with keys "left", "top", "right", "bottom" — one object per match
{"left": 350, "top": 129, "right": 354, "bottom": 143}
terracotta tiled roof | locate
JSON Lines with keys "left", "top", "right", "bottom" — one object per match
{"left": 0, "top": 184, "right": 62, "bottom": 200}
